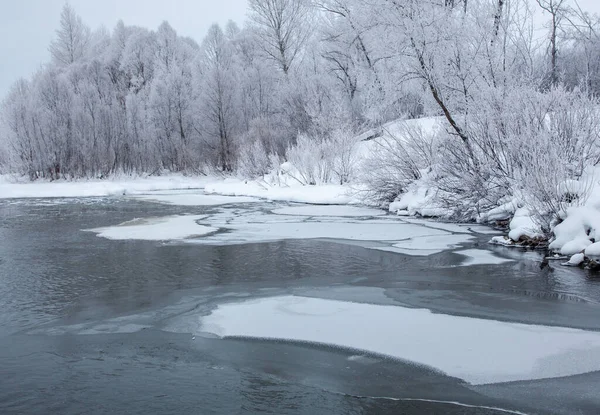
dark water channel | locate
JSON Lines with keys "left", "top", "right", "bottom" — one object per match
{"left": 1, "top": 196, "right": 600, "bottom": 414}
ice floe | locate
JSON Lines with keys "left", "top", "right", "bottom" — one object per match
{"left": 456, "top": 249, "right": 514, "bottom": 265}
{"left": 129, "top": 192, "right": 259, "bottom": 206}
{"left": 201, "top": 295, "right": 600, "bottom": 385}
{"left": 87, "top": 215, "right": 217, "bottom": 241}
{"left": 375, "top": 234, "right": 475, "bottom": 256}
{"left": 191, "top": 219, "right": 448, "bottom": 246}
{"left": 271, "top": 205, "right": 386, "bottom": 217}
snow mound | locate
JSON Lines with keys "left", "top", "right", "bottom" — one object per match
{"left": 564, "top": 253, "right": 585, "bottom": 267}
{"left": 549, "top": 206, "right": 600, "bottom": 255}
{"left": 548, "top": 167, "right": 600, "bottom": 256}
{"left": 479, "top": 198, "right": 519, "bottom": 223}
{"left": 201, "top": 295, "right": 600, "bottom": 385}
{"left": 507, "top": 208, "right": 543, "bottom": 241}
{"left": 87, "top": 215, "right": 217, "bottom": 241}
{"left": 489, "top": 236, "right": 514, "bottom": 246}
{"left": 585, "top": 242, "right": 600, "bottom": 258}
{"left": 389, "top": 176, "right": 449, "bottom": 218}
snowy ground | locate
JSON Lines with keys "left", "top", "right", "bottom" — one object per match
{"left": 204, "top": 178, "right": 357, "bottom": 205}
{"left": 200, "top": 295, "right": 600, "bottom": 385}
{"left": 0, "top": 174, "right": 214, "bottom": 199}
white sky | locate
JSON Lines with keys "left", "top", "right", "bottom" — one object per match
{"left": 0, "top": 0, "right": 599, "bottom": 99}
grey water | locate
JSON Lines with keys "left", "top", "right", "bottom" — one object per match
{"left": 1, "top": 196, "right": 600, "bottom": 415}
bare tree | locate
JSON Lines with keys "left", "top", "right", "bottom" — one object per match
{"left": 536, "top": 0, "right": 568, "bottom": 86}
{"left": 492, "top": 0, "right": 505, "bottom": 41}
{"left": 199, "top": 24, "right": 239, "bottom": 171}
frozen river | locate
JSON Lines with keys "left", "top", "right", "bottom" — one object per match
{"left": 1, "top": 191, "right": 600, "bottom": 414}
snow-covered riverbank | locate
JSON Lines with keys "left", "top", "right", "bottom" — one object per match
{"left": 3, "top": 163, "right": 599, "bottom": 267}
{"left": 0, "top": 174, "right": 213, "bottom": 199}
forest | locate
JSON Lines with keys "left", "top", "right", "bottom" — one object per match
{"left": 1, "top": 0, "right": 600, "bottom": 236}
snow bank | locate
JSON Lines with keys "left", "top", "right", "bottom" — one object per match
{"left": 201, "top": 295, "right": 600, "bottom": 385}
{"left": 0, "top": 174, "right": 213, "bottom": 199}
{"left": 87, "top": 215, "right": 217, "bottom": 241}
{"left": 550, "top": 206, "right": 600, "bottom": 255}
{"left": 541, "top": 167, "right": 600, "bottom": 257}
{"left": 205, "top": 178, "right": 356, "bottom": 205}
{"left": 585, "top": 242, "right": 600, "bottom": 258}
{"left": 388, "top": 172, "right": 449, "bottom": 218}
{"left": 479, "top": 198, "right": 519, "bottom": 222}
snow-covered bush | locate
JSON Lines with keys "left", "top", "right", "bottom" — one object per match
{"left": 361, "top": 119, "right": 441, "bottom": 203}
{"left": 285, "top": 134, "right": 332, "bottom": 185}
{"left": 515, "top": 89, "right": 600, "bottom": 230}
{"left": 285, "top": 129, "right": 358, "bottom": 186}
{"left": 330, "top": 128, "right": 359, "bottom": 185}
{"left": 237, "top": 139, "right": 272, "bottom": 178}
{"left": 547, "top": 167, "right": 600, "bottom": 255}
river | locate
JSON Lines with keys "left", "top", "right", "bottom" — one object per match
{"left": 1, "top": 191, "right": 599, "bottom": 414}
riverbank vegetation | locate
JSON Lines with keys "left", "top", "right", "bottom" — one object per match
{"left": 1, "top": 0, "right": 600, "bottom": 260}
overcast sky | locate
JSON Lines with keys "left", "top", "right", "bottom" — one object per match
{"left": 1, "top": 0, "right": 600, "bottom": 99}
{"left": 0, "top": 0, "right": 249, "bottom": 98}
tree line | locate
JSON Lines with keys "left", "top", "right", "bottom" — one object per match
{"left": 1, "top": 1, "right": 599, "bottom": 224}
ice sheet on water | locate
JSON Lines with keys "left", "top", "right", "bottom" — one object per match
{"left": 271, "top": 205, "right": 386, "bottom": 217}
{"left": 374, "top": 234, "right": 475, "bottom": 256}
{"left": 456, "top": 249, "right": 514, "bottom": 266}
{"left": 87, "top": 215, "right": 218, "bottom": 241}
{"left": 191, "top": 220, "right": 449, "bottom": 245}
{"left": 129, "top": 192, "right": 260, "bottom": 206}
{"left": 399, "top": 218, "right": 473, "bottom": 234}
{"left": 200, "top": 295, "right": 600, "bottom": 385}
{"left": 85, "top": 205, "right": 506, "bottom": 260}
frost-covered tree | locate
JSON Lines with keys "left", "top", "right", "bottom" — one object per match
{"left": 198, "top": 24, "right": 239, "bottom": 171}
{"left": 536, "top": 0, "right": 569, "bottom": 87}
{"left": 49, "top": 3, "right": 91, "bottom": 66}
{"left": 248, "top": 0, "right": 313, "bottom": 74}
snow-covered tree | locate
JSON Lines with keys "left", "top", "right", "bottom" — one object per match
{"left": 49, "top": 3, "right": 91, "bottom": 66}
{"left": 248, "top": 0, "right": 313, "bottom": 74}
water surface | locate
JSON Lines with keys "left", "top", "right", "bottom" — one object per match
{"left": 1, "top": 195, "right": 599, "bottom": 414}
